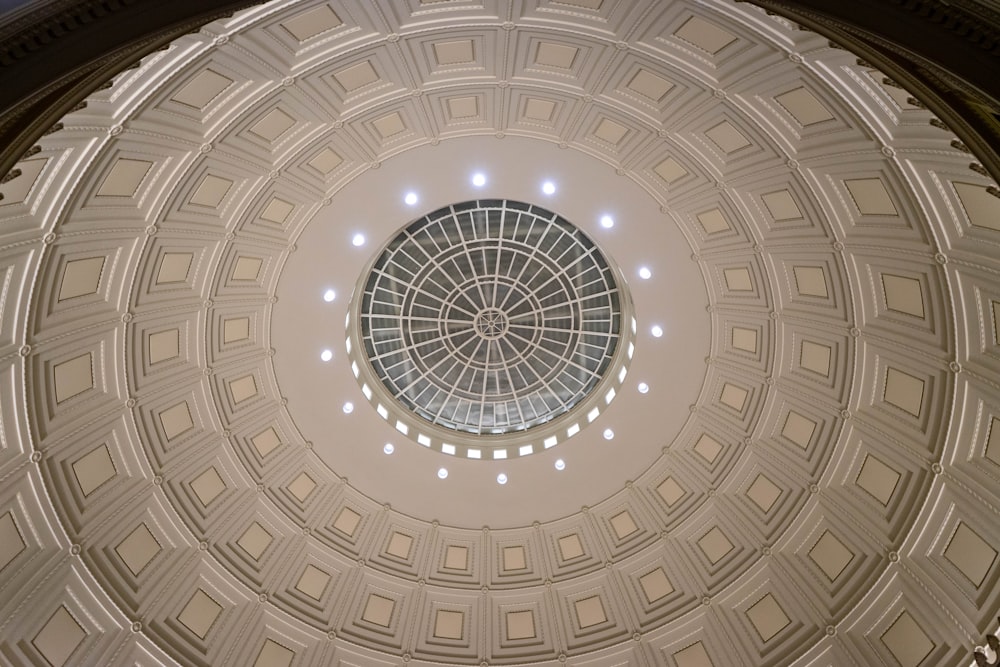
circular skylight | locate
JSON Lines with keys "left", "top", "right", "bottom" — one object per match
{"left": 349, "top": 199, "right": 634, "bottom": 457}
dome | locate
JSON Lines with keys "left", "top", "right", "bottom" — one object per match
{"left": 1, "top": 1, "right": 999, "bottom": 666}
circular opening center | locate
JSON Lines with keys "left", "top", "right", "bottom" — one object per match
{"left": 475, "top": 308, "right": 509, "bottom": 339}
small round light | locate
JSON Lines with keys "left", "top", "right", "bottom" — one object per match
{"left": 651, "top": 325, "right": 664, "bottom": 338}
{"left": 323, "top": 289, "right": 336, "bottom": 302}
{"left": 638, "top": 266, "right": 652, "bottom": 280}
{"left": 600, "top": 215, "right": 614, "bottom": 229}
{"left": 404, "top": 192, "right": 418, "bottom": 206}
{"left": 352, "top": 233, "right": 365, "bottom": 247}
{"left": 497, "top": 473, "right": 508, "bottom": 484}
{"left": 603, "top": 428, "right": 615, "bottom": 440}
{"left": 554, "top": 459, "right": 566, "bottom": 471}
{"left": 383, "top": 443, "right": 394, "bottom": 455}
{"left": 542, "top": 181, "right": 556, "bottom": 195}
{"left": 320, "top": 349, "right": 333, "bottom": 362}
{"left": 638, "top": 382, "right": 650, "bottom": 394}
{"left": 472, "top": 173, "right": 486, "bottom": 187}
{"left": 343, "top": 401, "right": 354, "bottom": 414}
{"left": 438, "top": 467, "right": 449, "bottom": 479}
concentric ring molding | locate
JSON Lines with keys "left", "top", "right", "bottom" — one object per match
{"left": 0, "top": 0, "right": 998, "bottom": 666}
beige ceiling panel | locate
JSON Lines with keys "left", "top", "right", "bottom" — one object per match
{"left": 433, "top": 39, "right": 475, "bottom": 66}
{"left": 253, "top": 639, "right": 295, "bottom": 667}
{"left": 558, "top": 534, "right": 585, "bottom": 561}
{"left": 723, "top": 267, "right": 753, "bottom": 292}
{"left": 191, "top": 467, "right": 226, "bottom": 506}
{"left": 626, "top": 68, "right": 673, "bottom": 101}
{"left": 775, "top": 87, "right": 834, "bottom": 126}
{"left": 944, "top": 522, "right": 997, "bottom": 586}
{"left": 656, "top": 477, "right": 685, "bottom": 506}
{"left": 731, "top": 327, "right": 758, "bottom": 353}
{"left": 705, "top": 121, "right": 750, "bottom": 153}
{"left": 653, "top": 157, "right": 687, "bottom": 184}
{"left": 260, "top": 198, "right": 294, "bottom": 224}
{"left": 251, "top": 426, "right": 282, "bottom": 457}
{"left": 793, "top": 266, "right": 828, "bottom": 298}
{"left": 447, "top": 96, "right": 480, "bottom": 119}
{"left": 333, "top": 507, "right": 362, "bottom": 536}
{"left": 674, "top": 16, "right": 736, "bottom": 54}
{"left": 846, "top": 178, "right": 897, "bottom": 215}
{"left": 0, "top": 512, "right": 25, "bottom": 571}
{"left": 232, "top": 256, "right": 263, "bottom": 281}
{"left": 97, "top": 159, "right": 152, "bottom": 197}
{"left": 334, "top": 61, "right": 379, "bottom": 92}
{"left": 523, "top": 98, "right": 557, "bottom": 122}
{"left": 288, "top": 472, "right": 317, "bottom": 502}
{"left": 505, "top": 610, "right": 536, "bottom": 640}
{"left": 593, "top": 118, "right": 629, "bottom": 145}
{"left": 223, "top": 317, "right": 251, "bottom": 344}
{"left": 72, "top": 443, "right": 116, "bottom": 496}
{"left": 782, "top": 411, "right": 816, "bottom": 448}
{"left": 373, "top": 112, "right": 407, "bottom": 139}
{"left": 444, "top": 545, "right": 468, "bottom": 570}
{"left": 673, "top": 641, "right": 714, "bottom": 667}
{"left": 147, "top": 329, "right": 180, "bottom": 365}
{"left": 697, "top": 526, "right": 733, "bottom": 564}
{"left": 281, "top": 4, "right": 342, "bottom": 42}
{"left": 53, "top": 255, "right": 107, "bottom": 305}
{"left": 0, "top": 157, "right": 46, "bottom": 204}
{"left": 574, "top": 595, "right": 607, "bottom": 628}
{"left": 229, "top": 374, "right": 258, "bottom": 403}
{"left": 503, "top": 545, "right": 527, "bottom": 571}
{"left": 881, "top": 612, "right": 935, "bottom": 667}
{"left": 54, "top": 353, "right": 93, "bottom": 403}
{"left": 171, "top": 69, "right": 233, "bottom": 109}
{"left": 720, "top": 382, "right": 748, "bottom": 411}
{"left": 881, "top": 274, "right": 925, "bottom": 318}
{"left": 156, "top": 253, "right": 193, "bottom": 284}
{"left": 178, "top": 589, "right": 223, "bottom": 639}
{"left": 159, "top": 401, "right": 194, "bottom": 440}
{"left": 986, "top": 416, "right": 1000, "bottom": 466}
{"left": 761, "top": 190, "right": 802, "bottom": 221}
{"left": 308, "top": 147, "right": 344, "bottom": 175}
{"left": 610, "top": 510, "right": 639, "bottom": 539}
{"left": 745, "top": 594, "right": 790, "bottom": 641}
{"left": 434, "top": 609, "right": 464, "bottom": 639}
{"left": 694, "top": 434, "right": 722, "bottom": 463}
{"left": 535, "top": 42, "right": 578, "bottom": 69}
{"left": 386, "top": 531, "right": 414, "bottom": 559}
{"left": 799, "top": 340, "right": 832, "bottom": 376}
{"left": 115, "top": 523, "right": 160, "bottom": 575}
{"left": 362, "top": 594, "right": 395, "bottom": 627}
{"left": 808, "top": 530, "right": 853, "bottom": 581}
{"left": 639, "top": 567, "right": 673, "bottom": 603}
{"left": 884, "top": 367, "right": 924, "bottom": 417}
{"left": 954, "top": 181, "right": 1000, "bottom": 231}
{"left": 189, "top": 174, "right": 233, "bottom": 208}
{"left": 697, "top": 208, "right": 730, "bottom": 234}
{"left": 295, "top": 564, "right": 331, "bottom": 600}
{"left": 746, "top": 474, "right": 781, "bottom": 512}
{"left": 238, "top": 522, "right": 273, "bottom": 560}
{"left": 856, "top": 454, "right": 900, "bottom": 505}
{"left": 33, "top": 606, "right": 86, "bottom": 667}
{"left": 554, "top": 0, "right": 605, "bottom": 8}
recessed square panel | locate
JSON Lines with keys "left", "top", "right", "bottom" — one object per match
{"left": 288, "top": 472, "right": 316, "bottom": 502}
{"left": 653, "top": 157, "right": 686, "bottom": 184}
{"left": 782, "top": 411, "right": 816, "bottom": 448}
{"left": 955, "top": 181, "right": 1000, "bottom": 231}
{"left": 295, "top": 564, "right": 331, "bottom": 600}
{"left": 237, "top": 521, "right": 273, "bottom": 560}
{"left": 253, "top": 639, "right": 294, "bottom": 667}
{"left": 148, "top": 329, "right": 180, "bottom": 365}
{"left": 881, "top": 274, "right": 925, "bottom": 318}
{"left": 881, "top": 612, "right": 934, "bottom": 667}
{"left": 720, "top": 383, "right": 748, "bottom": 411}
{"left": 229, "top": 374, "right": 258, "bottom": 403}
{"left": 72, "top": 444, "right": 116, "bottom": 496}
{"left": 386, "top": 531, "right": 413, "bottom": 559}
{"left": 705, "top": 121, "right": 750, "bottom": 153}
{"left": 639, "top": 567, "right": 673, "bottom": 603}
{"left": 697, "top": 208, "right": 730, "bottom": 234}
{"left": 160, "top": 401, "right": 194, "bottom": 440}
{"left": 593, "top": 118, "right": 628, "bottom": 145}
{"left": 260, "top": 198, "right": 294, "bottom": 224}
{"left": 505, "top": 610, "right": 536, "bottom": 640}
{"left": 610, "top": 511, "right": 639, "bottom": 539}
{"left": 502, "top": 545, "right": 527, "bottom": 571}
{"left": 33, "top": 606, "right": 86, "bottom": 667}
{"left": 524, "top": 98, "right": 557, "bottom": 121}
{"left": 232, "top": 256, "right": 263, "bottom": 281}
{"left": 97, "top": 159, "right": 152, "bottom": 197}
{"left": 447, "top": 96, "right": 480, "bottom": 119}
{"left": 191, "top": 467, "right": 226, "bottom": 506}
{"left": 251, "top": 427, "right": 281, "bottom": 457}
{"left": 433, "top": 39, "right": 475, "bottom": 65}
{"left": 724, "top": 267, "right": 753, "bottom": 292}
{"left": 554, "top": 0, "right": 604, "bottom": 8}
{"left": 156, "top": 253, "right": 193, "bottom": 284}
{"left": 535, "top": 42, "right": 578, "bottom": 68}
{"left": 656, "top": 476, "right": 684, "bottom": 505}
{"left": 362, "top": 594, "right": 395, "bottom": 627}
{"left": 0, "top": 512, "right": 25, "bottom": 572}
{"left": 884, "top": 367, "right": 924, "bottom": 417}
{"left": 944, "top": 522, "right": 997, "bottom": 586}
{"left": 444, "top": 545, "right": 468, "bottom": 570}
{"left": 697, "top": 526, "right": 733, "bottom": 564}
{"left": 762, "top": 190, "right": 802, "bottom": 221}
{"left": 846, "top": 178, "right": 897, "bottom": 215}
{"left": 746, "top": 594, "right": 790, "bottom": 642}
{"left": 793, "top": 266, "right": 828, "bottom": 298}
{"left": 673, "top": 642, "right": 713, "bottom": 667}
{"left": 59, "top": 256, "right": 105, "bottom": 301}
{"left": 54, "top": 353, "right": 93, "bottom": 403}
{"left": 115, "top": 523, "right": 160, "bottom": 575}
{"left": 373, "top": 112, "right": 406, "bottom": 139}
{"left": 189, "top": 174, "right": 232, "bottom": 208}
{"left": 574, "top": 596, "right": 607, "bottom": 628}
{"left": 674, "top": 16, "right": 736, "bottom": 54}
{"left": 223, "top": 317, "right": 251, "bottom": 343}
{"left": 308, "top": 147, "right": 344, "bottom": 174}
{"left": 334, "top": 61, "right": 378, "bottom": 91}
{"left": 799, "top": 340, "right": 832, "bottom": 376}
{"left": 986, "top": 416, "right": 1000, "bottom": 466}
{"left": 731, "top": 327, "right": 758, "bottom": 353}
{"left": 809, "top": 530, "right": 854, "bottom": 581}
{"left": 857, "top": 454, "right": 900, "bottom": 506}
{"left": 434, "top": 609, "right": 464, "bottom": 639}
{"left": 626, "top": 68, "right": 673, "bottom": 101}
{"left": 694, "top": 434, "right": 722, "bottom": 463}
{"left": 775, "top": 88, "right": 834, "bottom": 125}
{"left": 746, "top": 474, "right": 781, "bottom": 512}
{"left": 333, "top": 507, "right": 362, "bottom": 536}
{"left": 172, "top": 69, "right": 233, "bottom": 109}
{"left": 281, "top": 4, "right": 342, "bottom": 42}
{"left": 177, "top": 589, "right": 222, "bottom": 639}
{"left": 558, "top": 533, "right": 585, "bottom": 561}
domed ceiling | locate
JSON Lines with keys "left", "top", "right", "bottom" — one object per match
{"left": 1, "top": 0, "right": 999, "bottom": 666}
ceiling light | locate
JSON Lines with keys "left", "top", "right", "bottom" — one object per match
{"left": 497, "top": 473, "right": 508, "bottom": 484}
{"left": 404, "top": 192, "right": 418, "bottom": 206}
{"left": 651, "top": 325, "right": 664, "bottom": 338}
{"left": 603, "top": 428, "right": 615, "bottom": 440}
{"left": 600, "top": 215, "right": 614, "bottom": 229}
{"left": 554, "top": 459, "right": 566, "bottom": 470}
{"left": 343, "top": 401, "right": 354, "bottom": 414}
{"left": 437, "top": 467, "right": 448, "bottom": 479}
{"left": 638, "top": 382, "right": 649, "bottom": 394}
{"left": 472, "top": 173, "right": 486, "bottom": 187}
{"left": 320, "top": 349, "right": 333, "bottom": 362}
{"left": 542, "top": 181, "right": 556, "bottom": 195}
{"left": 323, "top": 289, "right": 336, "bottom": 302}
{"left": 638, "top": 266, "right": 652, "bottom": 280}
{"left": 352, "top": 233, "right": 365, "bottom": 247}
{"left": 383, "top": 443, "right": 394, "bottom": 455}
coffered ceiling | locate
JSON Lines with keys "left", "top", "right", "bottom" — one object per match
{"left": 0, "top": 1, "right": 999, "bottom": 665}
